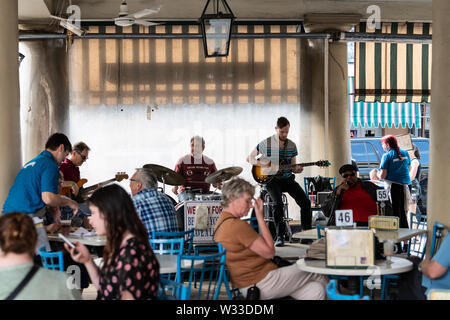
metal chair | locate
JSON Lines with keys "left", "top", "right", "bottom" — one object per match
{"left": 326, "top": 280, "right": 370, "bottom": 300}
{"left": 407, "top": 213, "right": 428, "bottom": 259}
{"left": 150, "top": 237, "right": 185, "bottom": 280}
{"left": 38, "top": 246, "right": 64, "bottom": 272}
{"left": 381, "top": 213, "right": 428, "bottom": 300}
{"left": 261, "top": 185, "right": 293, "bottom": 242}
{"left": 151, "top": 228, "right": 194, "bottom": 255}
{"left": 176, "top": 243, "right": 227, "bottom": 300}
{"left": 430, "top": 222, "right": 446, "bottom": 257}
{"left": 158, "top": 278, "right": 189, "bottom": 300}
{"left": 150, "top": 237, "right": 185, "bottom": 255}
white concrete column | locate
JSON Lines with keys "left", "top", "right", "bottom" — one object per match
{"left": 428, "top": 0, "right": 450, "bottom": 237}
{"left": 300, "top": 14, "right": 359, "bottom": 180}
{"left": 0, "top": 0, "right": 21, "bottom": 206}
{"left": 19, "top": 40, "right": 69, "bottom": 163}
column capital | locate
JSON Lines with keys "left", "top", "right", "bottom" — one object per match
{"left": 303, "top": 13, "right": 361, "bottom": 33}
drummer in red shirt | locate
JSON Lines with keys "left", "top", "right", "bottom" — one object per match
{"left": 172, "top": 136, "right": 221, "bottom": 200}
{"left": 322, "top": 164, "right": 393, "bottom": 226}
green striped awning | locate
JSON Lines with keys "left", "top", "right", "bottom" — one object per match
{"left": 355, "top": 22, "right": 432, "bottom": 103}
{"left": 349, "top": 77, "right": 421, "bottom": 128}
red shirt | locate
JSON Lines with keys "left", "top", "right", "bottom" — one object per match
{"left": 339, "top": 183, "right": 378, "bottom": 223}
{"left": 59, "top": 158, "right": 80, "bottom": 182}
{"left": 174, "top": 154, "right": 217, "bottom": 193}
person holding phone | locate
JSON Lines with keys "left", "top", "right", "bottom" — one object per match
{"left": 64, "top": 184, "right": 160, "bottom": 300}
{"left": 322, "top": 164, "right": 393, "bottom": 226}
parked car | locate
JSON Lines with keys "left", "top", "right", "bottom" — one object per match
{"left": 350, "top": 137, "right": 429, "bottom": 214}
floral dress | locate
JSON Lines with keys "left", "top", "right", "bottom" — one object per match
{"left": 97, "top": 237, "right": 160, "bottom": 300}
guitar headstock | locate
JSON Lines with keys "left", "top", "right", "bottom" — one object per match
{"left": 115, "top": 172, "right": 129, "bottom": 182}
{"left": 316, "top": 160, "right": 331, "bottom": 167}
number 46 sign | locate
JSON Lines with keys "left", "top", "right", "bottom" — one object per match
{"left": 335, "top": 209, "right": 354, "bottom": 227}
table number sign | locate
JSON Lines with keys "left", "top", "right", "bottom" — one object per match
{"left": 335, "top": 209, "right": 354, "bottom": 227}
{"left": 376, "top": 189, "right": 389, "bottom": 202}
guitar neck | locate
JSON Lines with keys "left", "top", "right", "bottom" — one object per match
{"left": 279, "top": 162, "right": 318, "bottom": 170}
{"left": 82, "top": 178, "right": 116, "bottom": 193}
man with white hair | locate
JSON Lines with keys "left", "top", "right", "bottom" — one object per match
{"left": 130, "top": 167, "right": 178, "bottom": 235}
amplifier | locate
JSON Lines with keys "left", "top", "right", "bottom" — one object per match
{"left": 368, "top": 216, "right": 399, "bottom": 230}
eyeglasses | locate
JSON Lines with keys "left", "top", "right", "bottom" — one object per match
{"left": 341, "top": 172, "right": 356, "bottom": 178}
{"left": 76, "top": 151, "right": 88, "bottom": 161}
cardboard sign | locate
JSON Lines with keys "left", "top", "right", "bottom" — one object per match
{"left": 184, "top": 201, "right": 223, "bottom": 244}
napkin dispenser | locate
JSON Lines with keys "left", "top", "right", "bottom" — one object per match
{"left": 326, "top": 229, "right": 375, "bottom": 268}
{"left": 368, "top": 216, "right": 399, "bottom": 230}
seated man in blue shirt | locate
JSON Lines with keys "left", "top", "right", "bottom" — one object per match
{"left": 420, "top": 233, "right": 450, "bottom": 294}
{"left": 130, "top": 168, "right": 178, "bottom": 235}
{"left": 3, "top": 133, "right": 79, "bottom": 232}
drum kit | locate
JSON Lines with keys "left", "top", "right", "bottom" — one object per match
{"left": 142, "top": 164, "right": 243, "bottom": 203}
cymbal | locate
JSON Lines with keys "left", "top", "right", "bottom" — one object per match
{"left": 142, "top": 164, "right": 185, "bottom": 186}
{"left": 205, "top": 166, "right": 243, "bottom": 184}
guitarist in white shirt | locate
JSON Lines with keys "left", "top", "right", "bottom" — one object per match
{"left": 247, "top": 117, "right": 311, "bottom": 247}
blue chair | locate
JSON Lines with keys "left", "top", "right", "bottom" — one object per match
{"left": 151, "top": 237, "right": 185, "bottom": 280}
{"left": 326, "top": 280, "right": 370, "bottom": 300}
{"left": 39, "top": 246, "right": 64, "bottom": 272}
{"left": 430, "top": 222, "right": 446, "bottom": 257}
{"left": 158, "top": 278, "right": 189, "bottom": 300}
{"left": 151, "top": 228, "right": 194, "bottom": 255}
{"left": 316, "top": 224, "right": 325, "bottom": 239}
{"left": 150, "top": 237, "right": 185, "bottom": 255}
{"left": 176, "top": 243, "right": 227, "bottom": 300}
{"left": 407, "top": 213, "right": 428, "bottom": 259}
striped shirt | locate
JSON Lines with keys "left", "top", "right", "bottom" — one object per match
{"left": 256, "top": 135, "right": 298, "bottom": 179}
{"left": 133, "top": 188, "right": 179, "bottom": 235}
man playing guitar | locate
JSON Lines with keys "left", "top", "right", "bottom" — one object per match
{"left": 247, "top": 117, "right": 311, "bottom": 247}
{"left": 59, "top": 141, "right": 92, "bottom": 225}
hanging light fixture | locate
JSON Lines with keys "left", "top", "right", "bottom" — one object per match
{"left": 199, "top": 0, "right": 235, "bottom": 58}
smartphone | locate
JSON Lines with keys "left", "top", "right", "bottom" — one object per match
{"left": 58, "top": 233, "right": 76, "bottom": 249}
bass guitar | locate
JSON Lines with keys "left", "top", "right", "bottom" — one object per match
{"left": 60, "top": 172, "right": 128, "bottom": 201}
{"left": 251, "top": 160, "right": 331, "bottom": 184}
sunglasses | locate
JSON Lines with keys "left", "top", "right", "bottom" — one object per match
{"left": 342, "top": 172, "right": 356, "bottom": 178}
{"left": 76, "top": 151, "right": 88, "bottom": 161}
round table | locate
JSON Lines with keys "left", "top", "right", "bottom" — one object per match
{"left": 157, "top": 254, "right": 204, "bottom": 274}
{"left": 297, "top": 256, "right": 413, "bottom": 276}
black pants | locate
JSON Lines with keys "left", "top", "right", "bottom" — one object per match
{"left": 266, "top": 176, "right": 312, "bottom": 238}
{"left": 390, "top": 183, "right": 409, "bottom": 228}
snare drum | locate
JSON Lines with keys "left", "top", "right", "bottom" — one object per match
{"left": 178, "top": 189, "right": 195, "bottom": 202}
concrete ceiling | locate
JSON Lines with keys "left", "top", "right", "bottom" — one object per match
{"left": 19, "top": 0, "right": 432, "bottom": 26}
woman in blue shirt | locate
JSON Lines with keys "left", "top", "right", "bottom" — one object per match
{"left": 376, "top": 135, "right": 411, "bottom": 228}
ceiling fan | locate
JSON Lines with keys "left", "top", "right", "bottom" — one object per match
{"left": 114, "top": 1, "right": 162, "bottom": 27}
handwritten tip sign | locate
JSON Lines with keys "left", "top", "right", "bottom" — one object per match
{"left": 376, "top": 189, "right": 389, "bottom": 202}
{"left": 335, "top": 209, "right": 354, "bottom": 227}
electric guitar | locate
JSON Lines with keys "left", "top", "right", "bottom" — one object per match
{"left": 60, "top": 172, "right": 129, "bottom": 201}
{"left": 251, "top": 160, "right": 331, "bottom": 184}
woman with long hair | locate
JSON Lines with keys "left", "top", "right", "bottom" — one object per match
{"left": 65, "top": 184, "right": 160, "bottom": 300}
{"left": 376, "top": 135, "right": 411, "bottom": 228}
{"left": 409, "top": 144, "right": 423, "bottom": 215}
